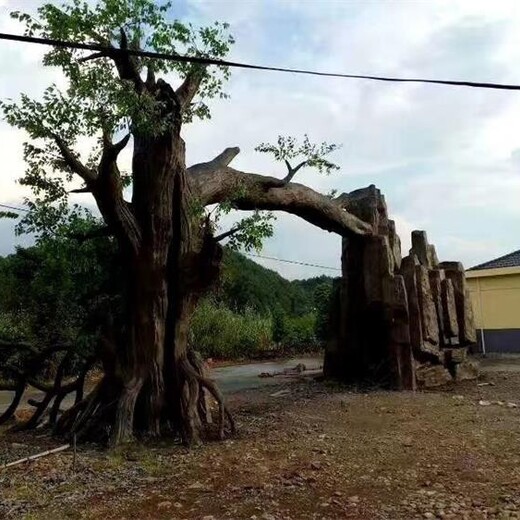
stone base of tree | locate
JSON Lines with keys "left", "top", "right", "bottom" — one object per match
{"left": 324, "top": 185, "right": 478, "bottom": 390}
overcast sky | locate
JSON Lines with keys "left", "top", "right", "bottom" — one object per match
{"left": 1, "top": 0, "right": 520, "bottom": 279}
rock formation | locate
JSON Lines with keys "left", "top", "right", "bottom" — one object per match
{"left": 324, "top": 185, "right": 478, "bottom": 389}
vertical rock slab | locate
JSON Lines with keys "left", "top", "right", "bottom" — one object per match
{"left": 410, "top": 231, "right": 439, "bottom": 270}
{"left": 410, "top": 230, "right": 431, "bottom": 268}
{"left": 441, "top": 278, "right": 459, "bottom": 346}
{"left": 415, "top": 264, "right": 441, "bottom": 360}
{"left": 363, "top": 235, "right": 393, "bottom": 303}
{"left": 384, "top": 275, "right": 416, "bottom": 390}
{"left": 400, "top": 255, "right": 423, "bottom": 355}
{"left": 339, "top": 184, "right": 389, "bottom": 235}
{"left": 440, "top": 262, "right": 477, "bottom": 346}
{"left": 428, "top": 245, "right": 439, "bottom": 269}
{"left": 429, "top": 269, "right": 446, "bottom": 347}
{"left": 388, "top": 219, "right": 402, "bottom": 272}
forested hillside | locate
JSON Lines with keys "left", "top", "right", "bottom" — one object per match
{"left": 0, "top": 237, "right": 334, "bottom": 360}
{"left": 218, "top": 250, "right": 332, "bottom": 316}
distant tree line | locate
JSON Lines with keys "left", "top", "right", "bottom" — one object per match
{"left": 0, "top": 217, "right": 334, "bottom": 361}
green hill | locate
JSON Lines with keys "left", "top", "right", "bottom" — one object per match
{"left": 0, "top": 243, "right": 336, "bottom": 360}
{"left": 217, "top": 249, "right": 334, "bottom": 317}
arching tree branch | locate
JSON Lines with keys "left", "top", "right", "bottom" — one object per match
{"left": 188, "top": 149, "right": 373, "bottom": 237}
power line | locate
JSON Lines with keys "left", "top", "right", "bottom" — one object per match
{"left": 2, "top": 200, "right": 337, "bottom": 271}
{"left": 245, "top": 252, "right": 341, "bottom": 272}
{"left": 1, "top": 31, "right": 520, "bottom": 91}
{"left": 0, "top": 203, "right": 29, "bottom": 213}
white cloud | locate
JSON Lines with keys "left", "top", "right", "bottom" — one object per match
{"left": 1, "top": 0, "right": 520, "bottom": 276}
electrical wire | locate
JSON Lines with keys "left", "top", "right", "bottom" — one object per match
{"left": 0, "top": 203, "right": 28, "bottom": 213}
{"left": 0, "top": 201, "right": 339, "bottom": 271}
{"left": 245, "top": 252, "right": 341, "bottom": 272}
{"left": 1, "top": 32, "right": 520, "bottom": 91}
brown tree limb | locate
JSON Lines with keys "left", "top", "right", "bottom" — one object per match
{"left": 51, "top": 134, "right": 97, "bottom": 185}
{"left": 93, "top": 132, "right": 141, "bottom": 251}
{"left": 99, "top": 131, "right": 131, "bottom": 171}
{"left": 176, "top": 66, "right": 206, "bottom": 110}
{"left": 78, "top": 51, "right": 105, "bottom": 63}
{"left": 77, "top": 28, "right": 143, "bottom": 92}
{"left": 283, "top": 159, "right": 307, "bottom": 183}
{"left": 0, "top": 378, "right": 25, "bottom": 426}
{"left": 51, "top": 129, "right": 140, "bottom": 251}
{"left": 69, "top": 186, "right": 91, "bottom": 194}
{"left": 190, "top": 147, "right": 240, "bottom": 174}
{"left": 188, "top": 149, "right": 372, "bottom": 237}
{"left": 214, "top": 225, "right": 242, "bottom": 242}
{"left": 145, "top": 65, "right": 156, "bottom": 89}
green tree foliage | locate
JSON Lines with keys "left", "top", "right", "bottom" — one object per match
{"left": 255, "top": 135, "right": 341, "bottom": 179}
{"left": 0, "top": 230, "right": 334, "bottom": 360}
{"left": 0, "top": 214, "right": 118, "bottom": 354}
{"left": 190, "top": 299, "right": 272, "bottom": 359}
{"left": 313, "top": 281, "right": 334, "bottom": 341}
{"left": 1, "top": 0, "right": 234, "bottom": 228}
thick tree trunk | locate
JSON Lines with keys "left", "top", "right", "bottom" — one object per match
{"left": 56, "top": 121, "right": 234, "bottom": 445}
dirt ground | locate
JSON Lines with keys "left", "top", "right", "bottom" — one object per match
{"left": 2, "top": 359, "right": 520, "bottom": 520}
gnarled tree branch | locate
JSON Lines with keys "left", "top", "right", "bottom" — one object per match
{"left": 78, "top": 28, "right": 143, "bottom": 92}
{"left": 93, "top": 132, "right": 141, "bottom": 251}
{"left": 188, "top": 149, "right": 373, "bottom": 237}
{"left": 283, "top": 159, "right": 307, "bottom": 183}
{"left": 52, "top": 134, "right": 97, "bottom": 185}
{"left": 192, "top": 146, "right": 241, "bottom": 173}
{"left": 176, "top": 66, "right": 206, "bottom": 111}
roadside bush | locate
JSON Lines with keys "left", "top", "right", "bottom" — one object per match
{"left": 279, "top": 313, "right": 318, "bottom": 350}
{"left": 191, "top": 298, "right": 272, "bottom": 359}
{"left": 0, "top": 312, "right": 30, "bottom": 343}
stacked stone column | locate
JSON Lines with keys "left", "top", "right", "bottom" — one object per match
{"left": 324, "top": 185, "right": 478, "bottom": 389}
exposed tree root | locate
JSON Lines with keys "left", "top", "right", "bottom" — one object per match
{"left": 1, "top": 338, "right": 234, "bottom": 447}
{"left": 49, "top": 351, "right": 235, "bottom": 447}
{"left": 0, "top": 376, "right": 25, "bottom": 426}
{"left": 0, "top": 342, "right": 95, "bottom": 430}
{"left": 183, "top": 350, "right": 236, "bottom": 441}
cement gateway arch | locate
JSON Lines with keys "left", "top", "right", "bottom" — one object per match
{"left": 0, "top": 184, "right": 477, "bottom": 436}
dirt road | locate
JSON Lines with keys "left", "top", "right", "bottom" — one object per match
{"left": 2, "top": 358, "right": 520, "bottom": 519}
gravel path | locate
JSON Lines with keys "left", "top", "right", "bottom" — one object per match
{"left": 2, "top": 364, "right": 520, "bottom": 519}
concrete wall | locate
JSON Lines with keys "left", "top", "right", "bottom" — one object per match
{"left": 466, "top": 267, "right": 520, "bottom": 353}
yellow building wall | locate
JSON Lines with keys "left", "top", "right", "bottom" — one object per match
{"left": 467, "top": 268, "right": 520, "bottom": 330}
